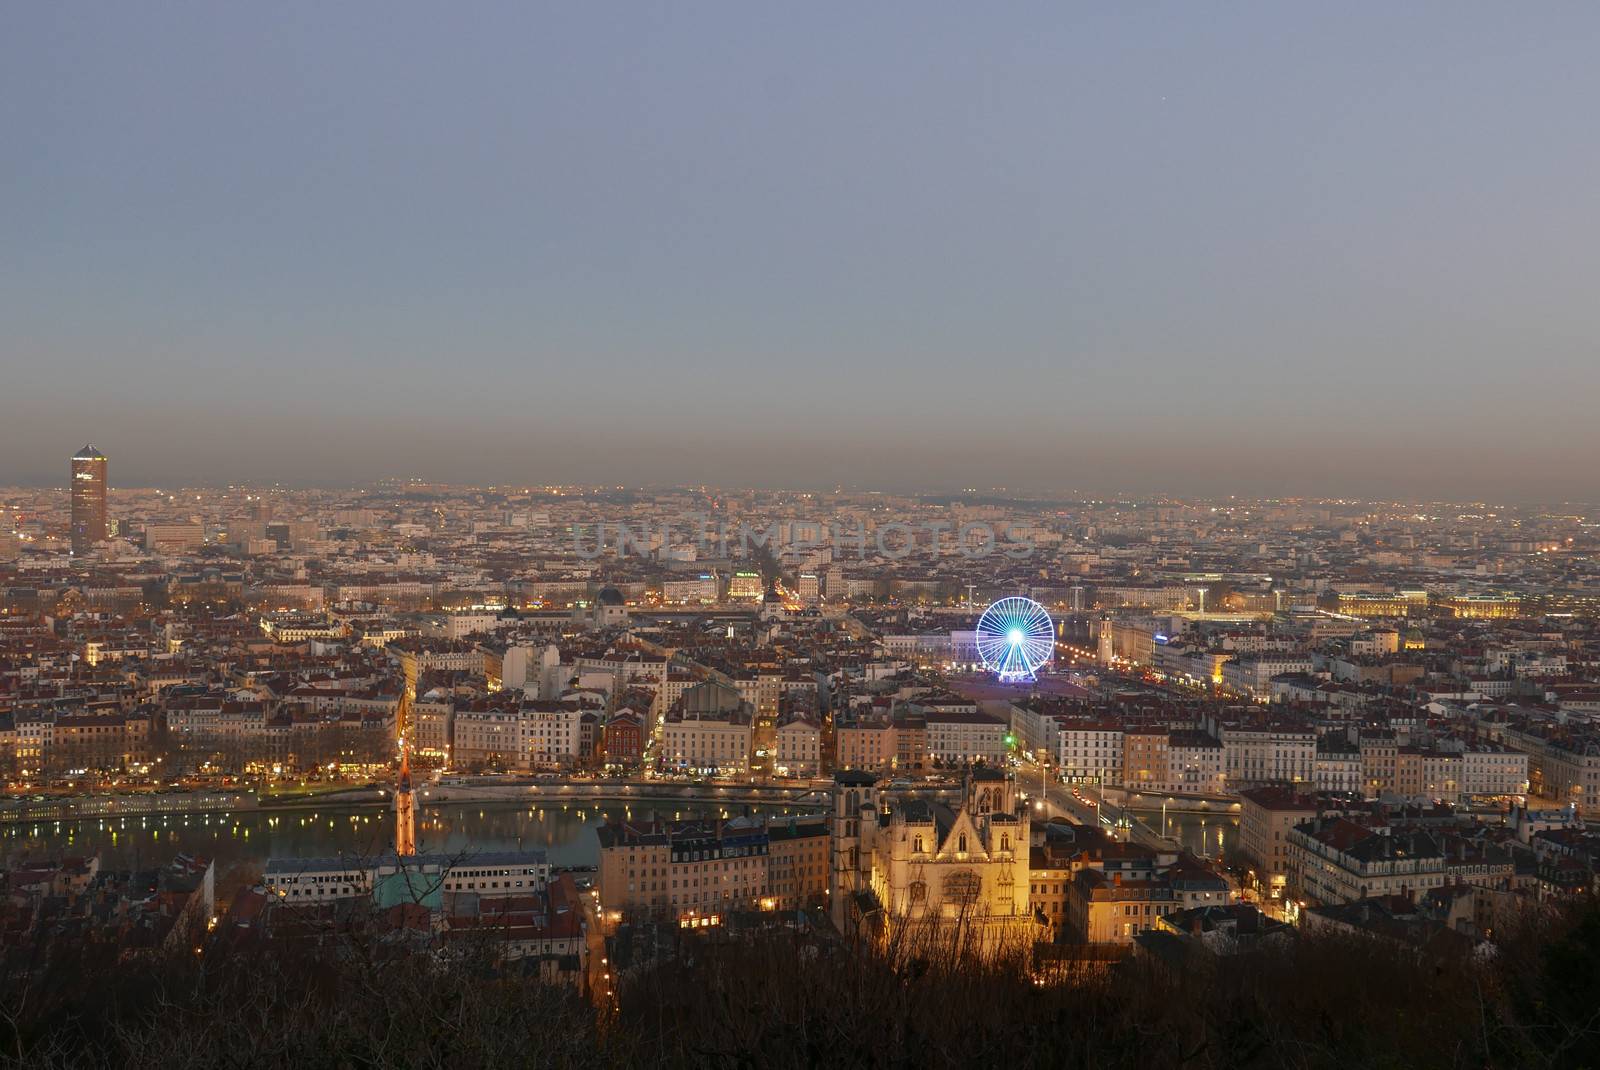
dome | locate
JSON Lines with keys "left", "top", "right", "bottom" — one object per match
{"left": 595, "top": 586, "right": 625, "bottom": 606}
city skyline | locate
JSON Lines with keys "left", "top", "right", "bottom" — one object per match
{"left": 10, "top": 447, "right": 1600, "bottom": 510}
{"left": 7, "top": 411, "right": 1600, "bottom": 1070}
{"left": 9, "top": 7, "right": 1600, "bottom": 1067}
{"left": 6, "top": 4, "right": 1600, "bottom": 501}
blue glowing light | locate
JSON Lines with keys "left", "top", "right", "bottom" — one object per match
{"left": 976, "top": 596, "right": 1055, "bottom": 683}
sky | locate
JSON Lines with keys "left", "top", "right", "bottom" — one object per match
{"left": 3, "top": 3, "right": 1599, "bottom": 501}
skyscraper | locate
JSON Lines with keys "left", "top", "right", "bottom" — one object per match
{"left": 69, "top": 445, "right": 108, "bottom": 555}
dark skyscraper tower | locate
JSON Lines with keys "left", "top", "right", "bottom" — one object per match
{"left": 70, "top": 445, "right": 108, "bottom": 555}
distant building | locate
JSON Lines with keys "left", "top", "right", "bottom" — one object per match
{"left": 774, "top": 716, "right": 821, "bottom": 777}
{"left": 411, "top": 697, "right": 454, "bottom": 763}
{"left": 603, "top": 709, "right": 645, "bottom": 768}
{"left": 143, "top": 523, "right": 205, "bottom": 552}
{"left": 590, "top": 586, "right": 629, "bottom": 627}
{"left": 662, "top": 681, "right": 754, "bottom": 775}
{"left": 835, "top": 716, "right": 896, "bottom": 772}
{"left": 453, "top": 704, "right": 526, "bottom": 769}
{"left": 661, "top": 574, "right": 718, "bottom": 604}
{"left": 726, "top": 572, "right": 763, "bottom": 601}
{"left": 69, "top": 444, "right": 108, "bottom": 555}
{"left": 524, "top": 702, "right": 587, "bottom": 770}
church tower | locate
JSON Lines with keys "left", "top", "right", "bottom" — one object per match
{"left": 829, "top": 771, "right": 877, "bottom": 932}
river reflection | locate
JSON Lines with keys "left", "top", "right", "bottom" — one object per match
{"left": 0, "top": 798, "right": 818, "bottom": 881}
{"left": 1130, "top": 807, "right": 1239, "bottom": 859}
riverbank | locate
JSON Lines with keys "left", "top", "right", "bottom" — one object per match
{"left": 0, "top": 796, "right": 826, "bottom": 875}
{"left": 0, "top": 791, "right": 259, "bottom": 825}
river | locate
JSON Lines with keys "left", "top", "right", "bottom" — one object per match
{"left": 1131, "top": 807, "right": 1239, "bottom": 860}
{"left": 0, "top": 798, "right": 819, "bottom": 889}
{"left": 3, "top": 796, "right": 1233, "bottom": 892}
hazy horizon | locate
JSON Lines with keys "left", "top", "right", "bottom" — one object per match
{"left": 6, "top": 4, "right": 1600, "bottom": 502}
{"left": 1, "top": 468, "right": 1594, "bottom": 510}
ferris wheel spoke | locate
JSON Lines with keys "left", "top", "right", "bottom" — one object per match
{"left": 975, "top": 596, "right": 1053, "bottom": 681}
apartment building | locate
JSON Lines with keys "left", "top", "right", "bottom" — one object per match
{"left": 1122, "top": 729, "right": 1170, "bottom": 793}
{"left": 1055, "top": 721, "right": 1124, "bottom": 786}
{"left": 595, "top": 818, "right": 772, "bottom": 921}
{"left": 1238, "top": 785, "right": 1318, "bottom": 897}
{"left": 774, "top": 717, "right": 821, "bottom": 777}
{"left": 1287, "top": 818, "right": 1447, "bottom": 906}
{"left": 1217, "top": 720, "right": 1316, "bottom": 789}
{"left": 924, "top": 709, "right": 1008, "bottom": 766}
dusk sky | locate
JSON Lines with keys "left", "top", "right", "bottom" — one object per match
{"left": 4, "top": 4, "right": 1599, "bottom": 501}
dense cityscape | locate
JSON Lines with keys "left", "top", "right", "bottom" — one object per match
{"left": 2, "top": 452, "right": 1598, "bottom": 1066}
{"left": 10, "top": 4, "right": 1600, "bottom": 1067}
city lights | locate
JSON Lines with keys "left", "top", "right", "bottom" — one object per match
{"left": 976, "top": 596, "right": 1055, "bottom": 682}
{"left": 4, "top": 6, "right": 1599, "bottom": 1057}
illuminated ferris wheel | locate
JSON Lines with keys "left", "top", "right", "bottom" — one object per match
{"left": 975, "top": 596, "right": 1055, "bottom": 683}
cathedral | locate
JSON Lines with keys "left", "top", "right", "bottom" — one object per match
{"left": 830, "top": 768, "right": 1039, "bottom": 957}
